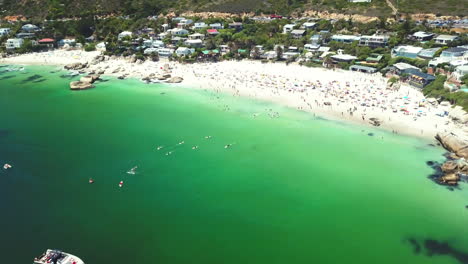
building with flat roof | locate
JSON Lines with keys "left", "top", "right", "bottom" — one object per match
{"left": 434, "top": 35, "right": 459, "bottom": 45}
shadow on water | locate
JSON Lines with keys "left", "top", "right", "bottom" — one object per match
{"left": 0, "top": 129, "right": 9, "bottom": 138}
{"left": 0, "top": 75, "right": 15, "bottom": 80}
{"left": 407, "top": 238, "right": 468, "bottom": 264}
{"left": 21, "top": 74, "right": 43, "bottom": 84}
{"left": 59, "top": 74, "right": 77, "bottom": 79}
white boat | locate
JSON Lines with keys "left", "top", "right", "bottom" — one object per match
{"left": 34, "top": 249, "right": 84, "bottom": 264}
{"left": 127, "top": 166, "right": 138, "bottom": 175}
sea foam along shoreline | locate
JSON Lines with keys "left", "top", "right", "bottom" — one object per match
{"left": 1, "top": 50, "right": 467, "bottom": 143}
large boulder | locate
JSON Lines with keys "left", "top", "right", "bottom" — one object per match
{"left": 441, "top": 161, "right": 458, "bottom": 174}
{"left": 435, "top": 132, "right": 468, "bottom": 159}
{"left": 70, "top": 81, "right": 93, "bottom": 90}
{"left": 80, "top": 76, "right": 94, "bottom": 83}
{"left": 448, "top": 106, "right": 468, "bottom": 124}
{"left": 64, "top": 62, "right": 87, "bottom": 70}
{"left": 167, "top": 76, "right": 183, "bottom": 83}
{"left": 439, "top": 173, "right": 460, "bottom": 186}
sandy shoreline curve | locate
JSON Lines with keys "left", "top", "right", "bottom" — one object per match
{"left": 1, "top": 50, "right": 467, "bottom": 142}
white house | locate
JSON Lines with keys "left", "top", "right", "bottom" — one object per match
{"left": 96, "top": 42, "right": 106, "bottom": 51}
{"left": 143, "top": 39, "right": 165, "bottom": 48}
{"left": 391, "top": 45, "right": 423, "bottom": 59}
{"left": 193, "top": 22, "right": 207, "bottom": 30}
{"left": 57, "top": 39, "right": 76, "bottom": 48}
{"left": 185, "top": 39, "right": 203, "bottom": 48}
{"left": 291, "top": 29, "right": 306, "bottom": 39}
{"left": 219, "top": 45, "right": 230, "bottom": 54}
{"left": 359, "top": 34, "right": 389, "bottom": 47}
{"left": 158, "top": 48, "right": 175, "bottom": 57}
{"left": 118, "top": 31, "right": 132, "bottom": 40}
{"left": 412, "top": 31, "right": 435, "bottom": 41}
{"left": 169, "top": 28, "right": 189, "bottom": 36}
{"left": 0, "top": 28, "right": 11, "bottom": 37}
{"left": 21, "top": 24, "right": 39, "bottom": 32}
{"left": 301, "top": 22, "right": 316, "bottom": 30}
{"left": 454, "top": 65, "right": 468, "bottom": 81}
{"left": 209, "top": 23, "right": 224, "bottom": 30}
{"left": 331, "top": 49, "right": 357, "bottom": 62}
{"left": 175, "top": 47, "right": 195, "bottom": 56}
{"left": 5, "top": 38, "right": 24, "bottom": 49}
{"left": 434, "top": 35, "right": 459, "bottom": 45}
{"left": 188, "top": 33, "right": 205, "bottom": 40}
{"left": 144, "top": 48, "right": 159, "bottom": 55}
{"left": 429, "top": 47, "right": 468, "bottom": 66}
{"left": 283, "top": 24, "right": 295, "bottom": 34}
{"left": 331, "top": 34, "right": 361, "bottom": 43}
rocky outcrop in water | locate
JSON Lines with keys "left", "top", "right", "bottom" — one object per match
{"left": 434, "top": 132, "right": 468, "bottom": 185}
{"left": 64, "top": 62, "right": 88, "bottom": 71}
{"left": 70, "top": 81, "right": 93, "bottom": 90}
{"left": 70, "top": 74, "right": 100, "bottom": 90}
{"left": 436, "top": 132, "right": 468, "bottom": 159}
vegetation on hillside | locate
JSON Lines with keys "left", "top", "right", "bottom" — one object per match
{"left": 423, "top": 75, "right": 468, "bottom": 111}
{"left": 1, "top": 0, "right": 462, "bottom": 20}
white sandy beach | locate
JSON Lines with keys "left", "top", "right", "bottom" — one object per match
{"left": 1, "top": 50, "right": 467, "bottom": 142}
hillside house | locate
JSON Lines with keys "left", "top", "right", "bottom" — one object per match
{"left": 228, "top": 22, "right": 243, "bottom": 31}
{"left": 331, "top": 34, "right": 361, "bottom": 43}
{"left": 412, "top": 31, "right": 435, "bottom": 42}
{"left": 188, "top": 33, "right": 205, "bottom": 40}
{"left": 391, "top": 45, "right": 423, "bottom": 59}
{"left": 118, "top": 31, "right": 133, "bottom": 40}
{"left": 291, "top": 29, "right": 306, "bottom": 39}
{"left": 0, "top": 28, "right": 11, "bottom": 37}
{"left": 175, "top": 47, "right": 195, "bottom": 56}
{"left": 359, "top": 34, "right": 389, "bottom": 47}
{"left": 210, "top": 23, "right": 224, "bottom": 29}
{"left": 5, "top": 38, "right": 24, "bottom": 49}
{"left": 434, "top": 35, "right": 459, "bottom": 45}
{"left": 21, "top": 24, "right": 39, "bottom": 33}
{"left": 283, "top": 24, "right": 295, "bottom": 34}
{"left": 193, "top": 22, "right": 207, "bottom": 30}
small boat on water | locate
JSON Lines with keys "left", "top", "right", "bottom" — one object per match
{"left": 157, "top": 146, "right": 164, "bottom": 150}
{"left": 3, "top": 163, "right": 12, "bottom": 170}
{"left": 88, "top": 178, "right": 94, "bottom": 184}
{"left": 127, "top": 166, "right": 138, "bottom": 175}
{"left": 34, "top": 249, "right": 84, "bottom": 264}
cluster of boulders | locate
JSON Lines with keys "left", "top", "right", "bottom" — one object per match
{"left": 435, "top": 132, "right": 468, "bottom": 185}
{"left": 70, "top": 74, "right": 101, "bottom": 90}
{"left": 64, "top": 62, "right": 88, "bottom": 71}
{"left": 141, "top": 72, "right": 183, "bottom": 84}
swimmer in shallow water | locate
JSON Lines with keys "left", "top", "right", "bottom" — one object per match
{"left": 192, "top": 146, "right": 199, "bottom": 150}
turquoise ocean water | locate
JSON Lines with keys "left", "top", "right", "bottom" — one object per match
{"left": 0, "top": 65, "right": 467, "bottom": 264}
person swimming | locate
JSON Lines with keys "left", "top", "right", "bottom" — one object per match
{"left": 157, "top": 146, "right": 164, "bottom": 150}
{"left": 192, "top": 146, "right": 199, "bottom": 150}
{"left": 178, "top": 141, "right": 185, "bottom": 145}
{"left": 224, "top": 144, "right": 232, "bottom": 149}
{"left": 204, "top": 136, "right": 212, "bottom": 139}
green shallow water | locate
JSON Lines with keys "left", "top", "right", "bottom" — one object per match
{"left": 0, "top": 65, "right": 467, "bottom": 264}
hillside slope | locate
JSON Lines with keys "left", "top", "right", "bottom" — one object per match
{"left": 0, "top": 0, "right": 465, "bottom": 19}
